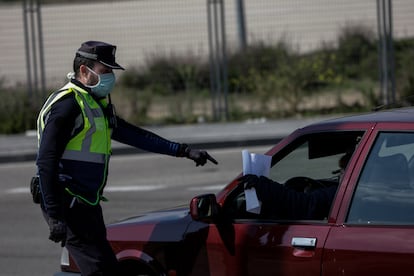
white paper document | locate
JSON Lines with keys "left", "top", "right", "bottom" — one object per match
{"left": 242, "top": 149, "right": 272, "bottom": 214}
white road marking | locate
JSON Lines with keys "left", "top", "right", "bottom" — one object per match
{"left": 187, "top": 185, "right": 224, "bottom": 191}
{"left": 6, "top": 187, "right": 29, "bottom": 194}
{"left": 105, "top": 185, "right": 166, "bottom": 192}
{"left": 4, "top": 184, "right": 224, "bottom": 195}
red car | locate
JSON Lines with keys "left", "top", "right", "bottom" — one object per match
{"left": 56, "top": 107, "right": 414, "bottom": 276}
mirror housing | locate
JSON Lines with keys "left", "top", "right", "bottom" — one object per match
{"left": 190, "top": 194, "right": 220, "bottom": 222}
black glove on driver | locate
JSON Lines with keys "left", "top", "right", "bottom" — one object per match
{"left": 238, "top": 174, "right": 260, "bottom": 189}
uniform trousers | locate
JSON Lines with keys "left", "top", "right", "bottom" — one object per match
{"left": 63, "top": 194, "right": 120, "bottom": 276}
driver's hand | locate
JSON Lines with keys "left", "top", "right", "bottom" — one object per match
{"left": 238, "top": 174, "right": 259, "bottom": 189}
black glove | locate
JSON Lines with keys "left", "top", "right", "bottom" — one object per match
{"left": 238, "top": 174, "right": 260, "bottom": 189}
{"left": 48, "top": 217, "right": 67, "bottom": 245}
{"left": 187, "top": 149, "right": 218, "bottom": 166}
{"left": 179, "top": 144, "right": 218, "bottom": 166}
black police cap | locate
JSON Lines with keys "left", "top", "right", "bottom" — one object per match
{"left": 76, "top": 41, "right": 124, "bottom": 70}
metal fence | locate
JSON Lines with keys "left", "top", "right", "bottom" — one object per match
{"left": 1, "top": 0, "right": 413, "bottom": 94}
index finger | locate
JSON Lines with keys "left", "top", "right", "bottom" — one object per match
{"left": 206, "top": 152, "right": 218, "bottom": 165}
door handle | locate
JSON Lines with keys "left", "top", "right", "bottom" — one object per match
{"left": 291, "top": 237, "right": 317, "bottom": 248}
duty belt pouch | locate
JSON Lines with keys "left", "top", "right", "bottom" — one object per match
{"left": 30, "top": 176, "right": 41, "bottom": 204}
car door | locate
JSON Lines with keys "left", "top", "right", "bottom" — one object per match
{"left": 197, "top": 130, "right": 366, "bottom": 276}
{"left": 199, "top": 221, "right": 330, "bottom": 276}
{"left": 323, "top": 126, "right": 414, "bottom": 276}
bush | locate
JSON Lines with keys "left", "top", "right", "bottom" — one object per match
{"left": 394, "top": 38, "right": 414, "bottom": 102}
{"left": 0, "top": 85, "right": 39, "bottom": 134}
{"left": 119, "top": 54, "right": 210, "bottom": 96}
{"left": 227, "top": 41, "right": 291, "bottom": 93}
{"left": 336, "top": 24, "right": 378, "bottom": 80}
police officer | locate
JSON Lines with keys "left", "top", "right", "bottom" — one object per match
{"left": 36, "top": 41, "right": 218, "bottom": 275}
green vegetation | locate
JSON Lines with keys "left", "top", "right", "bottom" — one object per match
{"left": 0, "top": 81, "right": 39, "bottom": 133}
{"left": 1, "top": 25, "right": 414, "bottom": 134}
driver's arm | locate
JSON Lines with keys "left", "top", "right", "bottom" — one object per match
{"left": 239, "top": 175, "right": 337, "bottom": 220}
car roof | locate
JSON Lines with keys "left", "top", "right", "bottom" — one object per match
{"left": 310, "top": 107, "right": 414, "bottom": 127}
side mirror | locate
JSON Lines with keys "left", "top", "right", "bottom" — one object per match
{"left": 190, "top": 194, "right": 220, "bottom": 222}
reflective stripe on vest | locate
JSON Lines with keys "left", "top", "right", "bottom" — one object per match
{"left": 37, "top": 84, "right": 72, "bottom": 146}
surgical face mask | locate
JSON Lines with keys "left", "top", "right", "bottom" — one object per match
{"left": 85, "top": 67, "right": 116, "bottom": 98}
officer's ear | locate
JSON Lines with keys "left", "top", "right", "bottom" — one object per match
{"left": 78, "top": 64, "right": 92, "bottom": 83}
{"left": 79, "top": 64, "right": 88, "bottom": 76}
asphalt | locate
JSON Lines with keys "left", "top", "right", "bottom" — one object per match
{"left": 0, "top": 117, "right": 329, "bottom": 163}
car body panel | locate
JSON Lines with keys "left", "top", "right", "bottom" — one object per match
{"left": 323, "top": 225, "right": 414, "bottom": 275}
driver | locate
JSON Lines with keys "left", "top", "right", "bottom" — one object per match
{"left": 238, "top": 152, "right": 352, "bottom": 220}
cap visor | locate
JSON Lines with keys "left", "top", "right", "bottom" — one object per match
{"left": 99, "top": 61, "right": 125, "bottom": 70}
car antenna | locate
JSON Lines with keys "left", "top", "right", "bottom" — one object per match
{"left": 372, "top": 95, "right": 414, "bottom": 111}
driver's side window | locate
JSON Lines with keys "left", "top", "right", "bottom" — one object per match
{"left": 269, "top": 141, "right": 344, "bottom": 185}
{"left": 269, "top": 131, "right": 364, "bottom": 191}
{"left": 225, "top": 131, "right": 364, "bottom": 221}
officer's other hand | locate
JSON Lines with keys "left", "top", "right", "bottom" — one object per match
{"left": 238, "top": 174, "right": 259, "bottom": 189}
{"left": 48, "top": 217, "right": 67, "bottom": 245}
{"left": 187, "top": 149, "right": 218, "bottom": 166}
